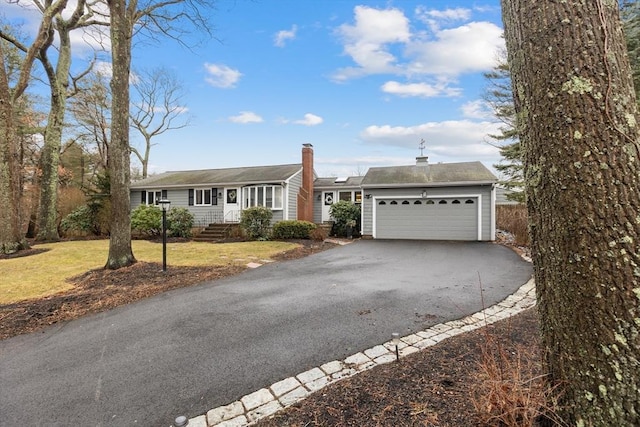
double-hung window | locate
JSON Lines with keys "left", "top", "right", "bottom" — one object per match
{"left": 141, "top": 190, "right": 166, "bottom": 205}
{"left": 242, "top": 185, "right": 283, "bottom": 210}
{"left": 188, "top": 188, "right": 218, "bottom": 206}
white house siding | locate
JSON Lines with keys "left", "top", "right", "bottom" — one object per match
{"left": 362, "top": 185, "right": 495, "bottom": 240}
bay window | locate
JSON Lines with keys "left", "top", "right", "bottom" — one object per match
{"left": 242, "top": 185, "right": 283, "bottom": 209}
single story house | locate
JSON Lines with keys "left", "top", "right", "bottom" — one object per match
{"left": 130, "top": 145, "right": 498, "bottom": 241}
{"left": 130, "top": 144, "right": 316, "bottom": 225}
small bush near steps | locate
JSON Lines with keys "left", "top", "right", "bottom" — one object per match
{"left": 240, "top": 207, "right": 273, "bottom": 240}
{"left": 272, "top": 220, "right": 317, "bottom": 239}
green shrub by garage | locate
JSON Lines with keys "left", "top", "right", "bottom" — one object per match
{"left": 272, "top": 220, "right": 317, "bottom": 239}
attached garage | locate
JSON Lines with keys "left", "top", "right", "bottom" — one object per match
{"left": 375, "top": 196, "right": 480, "bottom": 240}
{"left": 361, "top": 159, "right": 497, "bottom": 241}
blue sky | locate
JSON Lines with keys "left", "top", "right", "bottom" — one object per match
{"left": 2, "top": 0, "right": 507, "bottom": 178}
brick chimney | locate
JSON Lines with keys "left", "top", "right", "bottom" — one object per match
{"left": 297, "top": 143, "right": 314, "bottom": 222}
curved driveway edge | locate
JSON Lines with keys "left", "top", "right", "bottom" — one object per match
{"left": 183, "top": 276, "right": 537, "bottom": 427}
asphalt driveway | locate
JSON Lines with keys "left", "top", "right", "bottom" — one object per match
{"left": 0, "top": 240, "right": 532, "bottom": 426}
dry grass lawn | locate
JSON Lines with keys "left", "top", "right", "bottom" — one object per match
{"left": 0, "top": 239, "right": 299, "bottom": 305}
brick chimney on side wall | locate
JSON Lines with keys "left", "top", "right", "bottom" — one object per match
{"left": 297, "top": 143, "right": 314, "bottom": 222}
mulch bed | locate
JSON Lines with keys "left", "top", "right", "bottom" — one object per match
{"left": 256, "top": 309, "right": 543, "bottom": 427}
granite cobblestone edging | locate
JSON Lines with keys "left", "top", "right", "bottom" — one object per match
{"left": 177, "top": 276, "right": 537, "bottom": 427}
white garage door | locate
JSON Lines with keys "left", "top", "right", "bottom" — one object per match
{"left": 375, "top": 197, "right": 479, "bottom": 240}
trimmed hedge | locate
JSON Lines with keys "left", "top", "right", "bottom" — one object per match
{"left": 272, "top": 220, "right": 317, "bottom": 239}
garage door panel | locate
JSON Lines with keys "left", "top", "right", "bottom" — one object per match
{"left": 375, "top": 198, "right": 478, "bottom": 240}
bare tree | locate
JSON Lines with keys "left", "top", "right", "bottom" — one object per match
{"left": 501, "top": 1, "right": 640, "bottom": 425}
{"left": 105, "top": 0, "right": 213, "bottom": 269}
{"left": 69, "top": 70, "right": 111, "bottom": 175}
{"left": 130, "top": 66, "right": 190, "bottom": 179}
{"left": 0, "top": 0, "right": 69, "bottom": 254}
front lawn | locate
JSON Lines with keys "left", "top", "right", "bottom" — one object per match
{"left": 0, "top": 240, "right": 299, "bottom": 305}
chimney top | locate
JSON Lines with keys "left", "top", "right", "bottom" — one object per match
{"left": 303, "top": 143, "right": 313, "bottom": 148}
{"left": 416, "top": 156, "right": 429, "bottom": 166}
{"left": 416, "top": 138, "right": 428, "bottom": 165}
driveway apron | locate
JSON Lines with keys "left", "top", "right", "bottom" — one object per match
{"left": 0, "top": 240, "right": 532, "bottom": 426}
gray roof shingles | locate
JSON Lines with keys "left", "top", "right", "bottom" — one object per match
{"left": 361, "top": 161, "right": 496, "bottom": 187}
{"left": 314, "top": 176, "right": 364, "bottom": 188}
{"left": 130, "top": 164, "right": 302, "bottom": 188}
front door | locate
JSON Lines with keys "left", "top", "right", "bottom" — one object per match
{"left": 224, "top": 188, "right": 240, "bottom": 222}
{"left": 321, "top": 191, "right": 335, "bottom": 222}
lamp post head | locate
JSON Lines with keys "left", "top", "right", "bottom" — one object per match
{"left": 158, "top": 199, "right": 171, "bottom": 211}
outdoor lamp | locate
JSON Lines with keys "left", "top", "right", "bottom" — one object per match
{"left": 158, "top": 199, "right": 171, "bottom": 272}
{"left": 392, "top": 332, "right": 400, "bottom": 362}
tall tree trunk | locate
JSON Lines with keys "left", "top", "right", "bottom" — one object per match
{"left": 105, "top": 0, "right": 135, "bottom": 269}
{"left": 501, "top": 1, "right": 640, "bottom": 425}
{"left": 0, "top": 43, "right": 28, "bottom": 254}
{"left": 36, "top": 29, "right": 71, "bottom": 242}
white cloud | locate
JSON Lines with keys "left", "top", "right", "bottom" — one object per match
{"left": 204, "top": 63, "right": 242, "bottom": 88}
{"left": 333, "top": 5, "right": 410, "bottom": 81}
{"left": 461, "top": 100, "right": 494, "bottom": 120}
{"left": 229, "top": 111, "right": 263, "bottom": 124}
{"left": 360, "top": 119, "right": 501, "bottom": 162}
{"left": 274, "top": 25, "right": 298, "bottom": 47}
{"left": 294, "top": 113, "right": 323, "bottom": 126}
{"left": 94, "top": 61, "right": 113, "bottom": 78}
{"left": 406, "top": 21, "right": 504, "bottom": 76}
{"left": 333, "top": 6, "right": 504, "bottom": 88}
{"left": 381, "top": 80, "right": 461, "bottom": 98}
{"left": 415, "top": 6, "right": 471, "bottom": 31}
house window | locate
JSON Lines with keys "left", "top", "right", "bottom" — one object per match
{"left": 242, "top": 185, "right": 283, "bottom": 209}
{"left": 142, "top": 190, "right": 167, "bottom": 205}
{"left": 355, "top": 191, "right": 362, "bottom": 204}
{"left": 197, "top": 189, "right": 211, "bottom": 205}
{"left": 188, "top": 188, "right": 218, "bottom": 206}
{"left": 339, "top": 191, "right": 352, "bottom": 202}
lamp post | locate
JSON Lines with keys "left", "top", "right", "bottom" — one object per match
{"left": 158, "top": 199, "right": 171, "bottom": 272}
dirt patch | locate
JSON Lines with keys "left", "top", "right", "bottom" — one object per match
{"left": 0, "top": 239, "right": 337, "bottom": 340}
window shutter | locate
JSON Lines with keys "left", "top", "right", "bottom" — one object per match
{"left": 188, "top": 189, "right": 194, "bottom": 206}
{"left": 141, "top": 191, "right": 146, "bottom": 204}
{"left": 212, "top": 188, "right": 217, "bottom": 205}
{"left": 161, "top": 190, "right": 167, "bottom": 200}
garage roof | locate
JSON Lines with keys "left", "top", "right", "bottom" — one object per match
{"left": 361, "top": 161, "right": 496, "bottom": 187}
{"left": 130, "top": 164, "right": 303, "bottom": 188}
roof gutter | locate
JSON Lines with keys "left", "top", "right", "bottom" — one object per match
{"left": 130, "top": 180, "right": 288, "bottom": 189}
{"left": 360, "top": 180, "right": 497, "bottom": 189}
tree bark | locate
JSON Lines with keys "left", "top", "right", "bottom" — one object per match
{"left": 36, "top": 27, "right": 71, "bottom": 242}
{"left": 0, "top": 43, "right": 28, "bottom": 254}
{"left": 501, "top": 1, "right": 640, "bottom": 425}
{"left": 105, "top": 0, "right": 135, "bottom": 269}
